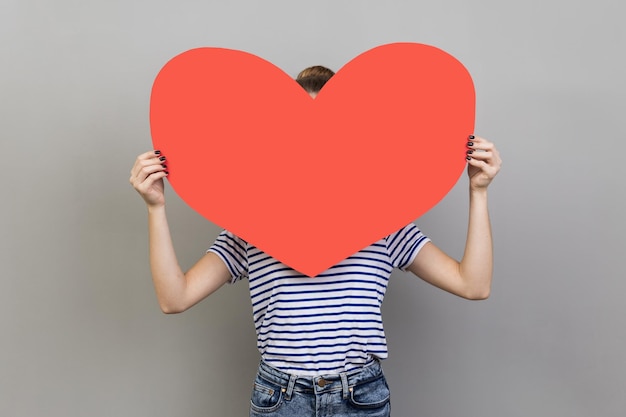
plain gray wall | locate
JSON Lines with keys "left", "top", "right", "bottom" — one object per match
{"left": 2, "top": 0, "right": 625, "bottom": 416}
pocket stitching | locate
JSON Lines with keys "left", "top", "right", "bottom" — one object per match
{"left": 250, "top": 381, "right": 284, "bottom": 413}
{"left": 348, "top": 376, "right": 390, "bottom": 409}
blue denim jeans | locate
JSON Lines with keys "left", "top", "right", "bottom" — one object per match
{"left": 249, "top": 360, "right": 391, "bottom": 417}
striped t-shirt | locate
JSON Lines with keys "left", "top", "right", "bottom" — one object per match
{"left": 208, "top": 223, "right": 430, "bottom": 376}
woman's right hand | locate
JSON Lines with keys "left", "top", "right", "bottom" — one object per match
{"left": 130, "top": 150, "right": 168, "bottom": 208}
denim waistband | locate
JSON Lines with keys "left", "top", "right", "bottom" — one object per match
{"left": 256, "top": 360, "right": 384, "bottom": 401}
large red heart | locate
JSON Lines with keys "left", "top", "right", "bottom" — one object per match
{"left": 150, "top": 43, "right": 474, "bottom": 277}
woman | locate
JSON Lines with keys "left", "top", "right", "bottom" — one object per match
{"left": 130, "top": 65, "right": 501, "bottom": 416}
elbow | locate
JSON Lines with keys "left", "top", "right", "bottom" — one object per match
{"left": 463, "top": 285, "right": 491, "bottom": 301}
{"left": 160, "top": 306, "right": 183, "bottom": 314}
{"left": 467, "top": 289, "right": 490, "bottom": 301}
{"left": 158, "top": 300, "right": 186, "bottom": 314}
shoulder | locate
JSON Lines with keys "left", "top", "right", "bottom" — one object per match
{"left": 384, "top": 223, "right": 429, "bottom": 249}
{"left": 207, "top": 230, "right": 249, "bottom": 280}
{"left": 384, "top": 223, "right": 431, "bottom": 270}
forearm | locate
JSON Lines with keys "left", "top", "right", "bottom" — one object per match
{"left": 147, "top": 205, "right": 188, "bottom": 313}
{"left": 408, "top": 136, "right": 499, "bottom": 300}
{"left": 458, "top": 188, "right": 493, "bottom": 299}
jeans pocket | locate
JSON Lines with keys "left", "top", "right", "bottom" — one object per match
{"left": 349, "top": 375, "right": 391, "bottom": 410}
{"left": 249, "top": 377, "right": 284, "bottom": 413}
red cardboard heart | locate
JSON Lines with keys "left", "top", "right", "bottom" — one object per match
{"left": 150, "top": 43, "right": 474, "bottom": 277}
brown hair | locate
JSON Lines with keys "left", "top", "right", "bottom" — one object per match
{"left": 297, "top": 66, "right": 335, "bottom": 80}
{"left": 296, "top": 65, "right": 335, "bottom": 94}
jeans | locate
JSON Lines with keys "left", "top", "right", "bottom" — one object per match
{"left": 249, "top": 360, "right": 391, "bottom": 417}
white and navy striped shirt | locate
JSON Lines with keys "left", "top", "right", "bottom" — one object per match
{"left": 208, "top": 223, "right": 429, "bottom": 376}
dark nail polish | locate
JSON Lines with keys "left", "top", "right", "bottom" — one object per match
{"left": 154, "top": 150, "right": 161, "bottom": 155}
{"left": 466, "top": 156, "right": 472, "bottom": 161}
{"left": 161, "top": 164, "right": 167, "bottom": 168}
{"left": 466, "top": 150, "right": 473, "bottom": 154}
{"left": 467, "top": 142, "right": 474, "bottom": 147}
{"left": 469, "top": 135, "right": 475, "bottom": 139}
{"left": 164, "top": 171, "right": 169, "bottom": 175}
{"left": 159, "top": 156, "right": 166, "bottom": 161}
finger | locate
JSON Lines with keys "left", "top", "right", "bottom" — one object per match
{"left": 133, "top": 150, "right": 163, "bottom": 167}
{"left": 471, "top": 147, "right": 502, "bottom": 168}
{"left": 131, "top": 159, "right": 166, "bottom": 184}
{"left": 467, "top": 157, "right": 495, "bottom": 178}
{"left": 466, "top": 150, "right": 493, "bottom": 162}
{"left": 140, "top": 149, "right": 162, "bottom": 159}
{"left": 467, "top": 155, "right": 500, "bottom": 177}
{"left": 132, "top": 170, "right": 168, "bottom": 195}
{"left": 467, "top": 152, "right": 501, "bottom": 174}
{"left": 492, "top": 148, "right": 502, "bottom": 166}
{"left": 142, "top": 170, "right": 168, "bottom": 188}
{"left": 131, "top": 161, "right": 168, "bottom": 187}
{"left": 467, "top": 138, "right": 494, "bottom": 152}
{"left": 467, "top": 135, "right": 491, "bottom": 144}
{"left": 131, "top": 152, "right": 167, "bottom": 178}
{"left": 467, "top": 135, "right": 501, "bottom": 171}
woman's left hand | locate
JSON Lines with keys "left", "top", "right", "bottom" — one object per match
{"left": 466, "top": 135, "right": 502, "bottom": 191}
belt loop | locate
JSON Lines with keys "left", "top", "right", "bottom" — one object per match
{"left": 284, "top": 373, "right": 298, "bottom": 400}
{"left": 340, "top": 372, "right": 349, "bottom": 400}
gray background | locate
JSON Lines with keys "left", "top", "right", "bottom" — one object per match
{"left": 2, "top": 0, "right": 625, "bottom": 416}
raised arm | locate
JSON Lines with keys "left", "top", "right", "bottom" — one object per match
{"left": 408, "top": 135, "right": 501, "bottom": 300}
{"left": 130, "top": 150, "right": 231, "bottom": 313}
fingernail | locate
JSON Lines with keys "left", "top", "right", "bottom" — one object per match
{"left": 467, "top": 142, "right": 474, "bottom": 147}
{"left": 154, "top": 150, "right": 161, "bottom": 155}
{"left": 161, "top": 164, "right": 167, "bottom": 168}
{"left": 466, "top": 156, "right": 472, "bottom": 161}
{"left": 159, "top": 156, "right": 166, "bottom": 161}
{"left": 468, "top": 135, "right": 475, "bottom": 139}
{"left": 466, "top": 150, "right": 473, "bottom": 155}
{"left": 164, "top": 171, "right": 169, "bottom": 175}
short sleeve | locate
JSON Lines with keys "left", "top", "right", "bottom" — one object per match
{"left": 207, "top": 230, "right": 248, "bottom": 283}
{"left": 385, "top": 223, "right": 431, "bottom": 271}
